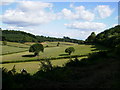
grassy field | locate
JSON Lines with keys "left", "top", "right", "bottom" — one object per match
{"left": 2, "top": 46, "right": 28, "bottom": 55}
{"left": 1, "top": 44, "right": 97, "bottom": 63}
{"left": 0, "top": 41, "right": 29, "bottom": 55}
{"left": 0, "top": 41, "right": 29, "bottom": 48}
{"left": 1, "top": 41, "right": 107, "bottom": 74}
{"left": 1, "top": 57, "right": 86, "bottom": 74}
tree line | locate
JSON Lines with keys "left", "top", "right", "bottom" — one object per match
{"left": 0, "top": 28, "right": 84, "bottom": 44}
{"left": 85, "top": 25, "right": 120, "bottom": 48}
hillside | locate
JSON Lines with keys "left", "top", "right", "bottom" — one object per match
{"left": 95, "top": 25, "right": 120, "bottom": 48}
{"left": 0, "top": 29, "right": 84, "bottom": 44}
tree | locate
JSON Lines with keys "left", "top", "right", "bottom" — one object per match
{"left": 65, "top": 47, "right": 75, "bottom": 55}
{"left": 57, "top": 42, "right": 60, "bottom": 46}
{"left": 85, "top": 32, "right": 96, "bottom": 43}
{"left": 2, "top": 41, "right": 7, "bottom": 45}
{"left": 29, "top": 43, "right": 44, "bottom": 56}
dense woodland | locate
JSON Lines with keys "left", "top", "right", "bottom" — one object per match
{"left": 2, "top": 25, "right": 120, "bottom": 89}
{"left": 0, "top": 28, "right": 84, "bottom": 44}
{"left": 86, "top": 25, "right": 120, "bottom": 48}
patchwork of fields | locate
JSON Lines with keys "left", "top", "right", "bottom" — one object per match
{"left": 1, "top": 41, "right": 107, "bottom": 74}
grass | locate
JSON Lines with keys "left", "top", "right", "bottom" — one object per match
{"left": 1, "top": 57, "right": 86, "bottom": 74}
{"left": 1, "top": 45, "right": 28, "bottom": 55}
{"left": 0, "top": 41, "right": 29, "bottom": 55}
{"left": 0, "top": 41, "right": 29, "bottom": 48}
{"left": 1, "top": 44, "right": 97, "bottom": 63}
{"left": 1, "top": 41, "right": 108, "bottom": 74}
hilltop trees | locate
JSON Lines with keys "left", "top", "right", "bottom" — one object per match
{"left": 29, "top": 43, "right": 44, "bottom": 56}
{"left": 1, "top": 29, "right": 84, "bottom": 44}
{"left": 85, "top": 32, "right": 96, "bottom": 44}
{"left": 95, "top": 25, "right": 120, "bottom": 48}
{"left": 65, "top": 47, "right": 75, "bottom": 55}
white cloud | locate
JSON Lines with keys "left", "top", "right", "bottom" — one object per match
{"left": 5, "top": 25, "right": 24, "bottom": 30}
{"left": 64, "top": 21, "right": 106, "bottom": 31}
{"left": 19, "top": 1, "right": 53, "bottom": 11}
{"left": 0, "top": 0, "right": 16, "bottom": 5}
{"left": 95, "top": 5, "right": 113, "bottom": 19}
{"left": 2, "top": 1, "right": 57, "bottom": 27}
{"left": 61, "top": 6, "right": 95, "bottom": 21}
{"left": 75, "top": 6, "right": 95, "bottom": 21}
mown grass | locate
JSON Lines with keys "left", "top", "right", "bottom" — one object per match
{"left": 2, "top": 57, "right": 86, "bottom": 74}
{"left": 0, "top": 41, "right": 29, "bottom": 48}
{"left": 1, "top": 41, "right": 108, "bottom": 74}
{"left": 0, "top": 41, "right": 29, "bottom": 55}
{"left": 1, "top": 45, "right": 28, "bottom": 55}
{"left": 1, "top": 44, "right": 96, "bottom": 63}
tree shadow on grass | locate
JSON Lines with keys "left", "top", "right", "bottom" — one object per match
{"left": 91, "top": 49, "right": 99, "bottom": 51}
{"left": 91, "top": 44, "right": 108, "bottom": 51}
{"left": 59, "top": 54, "right": 69, "bottom": 56}
{"left": 22, "top": 54, "right": 35, "bottom": 57}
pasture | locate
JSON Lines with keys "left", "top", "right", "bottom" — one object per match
{"left": 0, "top": 41, "right": 29, "bottom": 55}
{"left": 1, "top": 44, "right": 97, "bottom": 63}
{"left": 2, "top": 57, "right": 86, "bottom": 74}
{"left": 1, "top": 41, "right": 107, "bottom": 74}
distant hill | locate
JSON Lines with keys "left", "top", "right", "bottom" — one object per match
{"left": 0, "top": 28, "right": 84, "bottom": 44}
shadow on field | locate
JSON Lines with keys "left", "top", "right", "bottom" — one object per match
{"left": 22, "top": 54, "right": 35, "bottom": 57}
{"left": 91, "top": 44, "right": 108, "bottom": 51}
{"left": 59, "top": 54, "right": 69, "bottom": 56}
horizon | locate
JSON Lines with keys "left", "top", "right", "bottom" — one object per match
{"left": 0, "top": 1, "right": 118, "bottom": 40}
{"left": 0, "top": 24, "right": 118, "bottom": 41}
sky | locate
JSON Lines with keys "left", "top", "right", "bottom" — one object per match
{"left": 0, "top": 0, "right": 119, "bottom": 40}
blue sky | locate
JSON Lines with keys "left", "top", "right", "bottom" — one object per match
{"left": 0, "top": 0, "right": 118, "bottom": 40}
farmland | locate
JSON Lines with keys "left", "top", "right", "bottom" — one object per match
{"left": 1, "top": 41, "right": 107, "bottom": 74}
{"left": 2, "top": 57, "right": 86, "bottom": 74}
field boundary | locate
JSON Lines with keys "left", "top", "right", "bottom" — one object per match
{"left": 1, "top": 54, "right": 88, "bottom": 64}
{"left": 1, "top": 50, "right": 28, "bottom": 56}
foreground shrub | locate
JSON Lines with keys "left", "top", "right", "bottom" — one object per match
{"left": 65, "top": 58, "right": 88, "bottom": 67}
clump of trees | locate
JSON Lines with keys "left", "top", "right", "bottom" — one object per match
{"left": 85, "top": 32, "right": 96, "bottom": 44}
{"left": 85, "top": 25, "right": 120, "bottom": 49}
{"left": 2, "top": 41, "right": 7, "bottom": 45}
{"left": 57, "top": 42, "right": 60, "bottom": 46}
{"left": 65, "top": 47, "right": 75, "bottom": 55}
{"left": 29, "top": 43, "right": 44, "bottom": 56}
{"left": 95, "top": 25, "right": 120, "bottom": 48}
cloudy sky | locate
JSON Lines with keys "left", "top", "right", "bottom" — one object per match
{"left": 0, "top": 0, "right": 118, "bottom": 40}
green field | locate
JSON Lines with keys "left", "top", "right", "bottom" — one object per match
{"left": 1, "top": 44, "right": 97, "bottom": 63}
{"left": 2, "top": 57, "right": 86, "bottom": 74}
{"left": 0, "top": 41, "right": 29, "bottom": 55}
{"left": 0, "top": 41, "right": 29, "bottom": 48}
{"left": 1, "top": 41, "right": 107, "bottom": 74}
{"left": 2, "top": 46, "right": 28, "bottom": 55}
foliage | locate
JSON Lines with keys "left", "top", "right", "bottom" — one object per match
{"left": 1, "top": 30, "right": 37, "bottom": 42}
{"left": 86, "top": 32, "right": 96, "bottom": 43}
{"left": 29, "top": 43, "right": 44, "bottom": 56}
{"left": 57, "top": 42, "right": 60, "bottom": 46}
{"left": 95, "top": 25, "right": 120, "bottom": 48}
{"left": 1, "top": 29, "right": 84, "bottom": 44}
{"left": 2, "top": 41, "right": 7, "bottom": 45}
{"left": 2, "top": 50, "right": 120, "bottom": 88}
{"left": 39, "top": 59, "right": 53, "bottom": 72}
{"left": 114, "top": 44, "right": 120, "bottom": 58}
{"left": 65, "top": 47, "right": 75, "bottom": 55}
{"left": 10, "top": 65, "right": 16, "bottom": 75}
